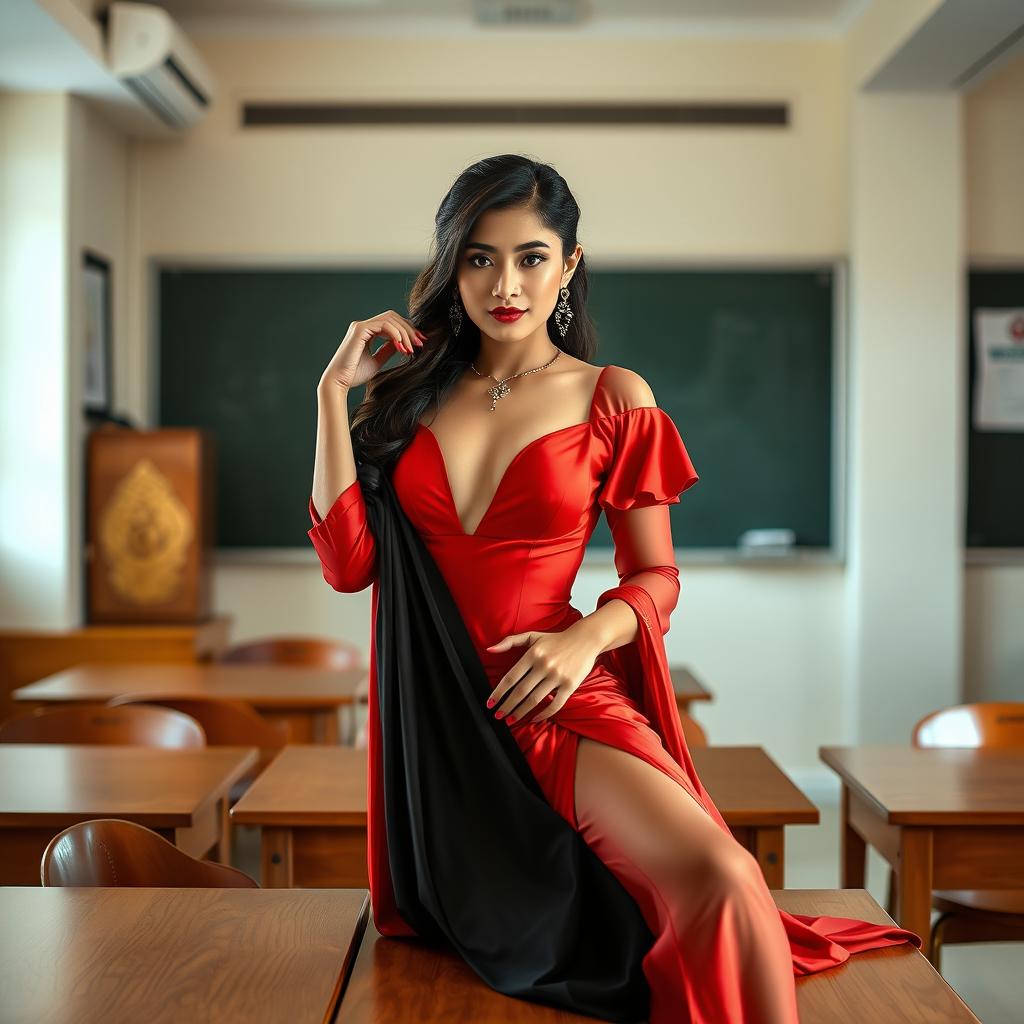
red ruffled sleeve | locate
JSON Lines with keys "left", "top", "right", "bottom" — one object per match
{"left": 596, "top": 406, "right": 699, "bottom": 510}
{"left": 593, "top": 406, "right": 699, "bottom": 634}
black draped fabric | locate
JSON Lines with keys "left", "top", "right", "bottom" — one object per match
{"left": 355, "top": 457, "right": 654, "bottom": 1023}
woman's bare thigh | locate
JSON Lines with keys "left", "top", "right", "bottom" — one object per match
{"left": 573, "top": 735, "right": 750, "bottom": 889}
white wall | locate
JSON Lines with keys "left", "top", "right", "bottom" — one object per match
{"left": 0, "top": 90, "right": 131, "bottom": 629}
{"left": 0, "top": 92, "right": 71, "bottom": 627}
{"left": 845, "top": 92, "right": 964, "bottom": 743}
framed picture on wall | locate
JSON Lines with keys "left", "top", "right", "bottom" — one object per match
{"left": 83, "top": 250, "right": 113, "bottom": 417}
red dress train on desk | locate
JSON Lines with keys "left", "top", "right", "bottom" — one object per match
{"left": 308, "top": 364, "right": 922, "bottom": 1024}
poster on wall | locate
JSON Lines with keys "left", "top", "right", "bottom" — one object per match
{"left": 83, "top": 250, "right": 112, "bottom": 418}
{"left": 973, "top": 308, "right": 1024, "bottom": 432}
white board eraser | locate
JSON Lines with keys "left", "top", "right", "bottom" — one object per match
{"left": 738, "top": 528, "right": 796, "bottom": 554}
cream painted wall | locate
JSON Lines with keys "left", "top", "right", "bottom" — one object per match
{"left": 129, "top": 34, "right": 852, "bottom": 773}
{"left": 0, "top": 92, "right": 71, "bottom": 627}
{"left": 845, "top": 91, "right": 964, "bottom": 743}
{"left": 0, "top": 91, "right": 130, "bottom": 628}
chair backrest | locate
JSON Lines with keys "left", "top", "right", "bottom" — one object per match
{"left": 913, "top": 701, "right": 1024, "bottom": 749}
{"left": 0, "top": 703, "right": 206, "bottom": 748}
{"left": 107, "top": 695, "right": 287, "bottom": 749}
{"left": 41, "top": 818, "right": 258, "bottom": 887}
{"left": 218, "top": 634, "right": 362, "bottom": 669}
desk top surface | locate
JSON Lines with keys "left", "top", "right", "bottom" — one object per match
{"left": 230, "top": 744, "right": 818, "bottom": 827}
{"left": 13, "top": 662, "right": 365, "bottom": 706}
{"left": 820, "top": 744, "right": 1024, "bottom": 823}
{"left": 0, "top": 744, "right": 258, "bottom": 824}
{"left": 669, "top": 666, "right": 713, "bottom": 701}
{"left": 230, "top": 744, "right": 367, "bottom": 825}
{"left": 337, "top": 888, "right": 977, "bottom": 1024}
{"left": 0, "top": 886, "right": 368, "bottom": 1024}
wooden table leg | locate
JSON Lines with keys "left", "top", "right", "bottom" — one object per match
{"left": 897, "top": 827, "right": 933, "bottom": 944}
{"left": 750, "top": 826, "right": 785, "bottom": 889}
{"left": 210, "top": 795, "right": 232, "bottom": 865}
{"left": 313, "top": 710, "right": 340, "bottom": 744}
{"left": 262, "top": 827, "right": 295, "bottom": 887}
{"left": 841, "top": 784, "right": 867, "bottom": 887}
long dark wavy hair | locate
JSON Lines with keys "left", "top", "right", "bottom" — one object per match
{"left": 350, "top": 154, "right": 599, "bottom": 468}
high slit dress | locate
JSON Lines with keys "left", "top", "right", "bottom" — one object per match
{"left": 308, "top": 363, "right": 922, "bottom": 1023}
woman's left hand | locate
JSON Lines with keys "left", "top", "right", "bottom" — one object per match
{"left": 484, "top": 625, "right": 602, "bottom": 725}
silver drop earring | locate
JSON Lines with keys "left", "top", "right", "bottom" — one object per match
{"left": 553, "top": 286, "right": 573, "bottom": 338}
{"left": 449, "top": 286, "right": 463, "bottom": 336}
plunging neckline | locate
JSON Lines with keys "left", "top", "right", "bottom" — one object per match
{"left": 417, "top": 364, "right": 611, "bottom": 537}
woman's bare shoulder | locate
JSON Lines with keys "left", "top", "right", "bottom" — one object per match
{"left": 597, "top": 364, "right": 657, "bottom": 410}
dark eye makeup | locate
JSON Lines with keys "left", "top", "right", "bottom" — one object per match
{"left": 467, "top": 253, "right": 546, "bottom": 269}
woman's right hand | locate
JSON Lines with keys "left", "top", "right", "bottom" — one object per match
{"left": 319, "top": 310, "right": 427, "bottom": 392}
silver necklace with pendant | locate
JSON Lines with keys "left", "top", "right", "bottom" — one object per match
{"left": 470, "top": 348, "right": 562, "bottom": 411}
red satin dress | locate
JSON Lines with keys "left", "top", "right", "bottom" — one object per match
{"left": 308, "top": 363, "right": 922, "bottom": 1023}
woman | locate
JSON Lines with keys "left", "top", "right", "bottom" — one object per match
{"left": 308, "top": 154, "right": 921, "bottom": 1024}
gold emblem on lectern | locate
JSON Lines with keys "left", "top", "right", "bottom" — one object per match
{"left": 98, "top": 458, "right": 194, "bottom": 605}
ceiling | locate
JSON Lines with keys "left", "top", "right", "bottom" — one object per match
{"left": 3, "top": 0, "right": 1021, "bottom": 140}
{"left": 153, "top": 0, "right": 872, "bottom": 38}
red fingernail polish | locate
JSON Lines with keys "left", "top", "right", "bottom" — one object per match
{"left": 486, "top": 698, "right": 495, "bottom": 708}
{"left": 507, "top": 716, "right": 516, "bottom": 725}
{"left": 494, "top": 710, "right": 505, "bottom": 719}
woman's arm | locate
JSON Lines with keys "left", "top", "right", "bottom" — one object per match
{"left": 308, "top": 383, "right": 378, "bottom": 592}
{"left": 574, "top": 504, "right": 680, "bottom": 653}
{"left": 311, "top": 383, "right": 359, "bottom": 519}
{"left": 308, "top": 311, "right": 426, "bottom": 592}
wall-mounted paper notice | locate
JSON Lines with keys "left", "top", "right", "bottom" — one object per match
{"left": 974, "top": 309, "right": 1024, "bottom": 432}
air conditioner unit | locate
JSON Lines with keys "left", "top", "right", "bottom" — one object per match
{"left": 106, "top": 2, "right": 217, "bottom": 131}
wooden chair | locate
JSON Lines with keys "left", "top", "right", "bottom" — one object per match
{"left": 40, "top": 818, "right": 258, "bottom": 887}
{"left": 885, "top": 701, "right": 1024, "bottom": 968}
{"left": 217, "top": 634, "right": 367, "bottom": 743}
{"left": 0, "top": 703, "right": 206, "bottom": 748}
{"left": 218, "top": 634, "right": 362, "bottom": 669}
{"left": 107, "top": 695, "right": 287, "bottom": 799}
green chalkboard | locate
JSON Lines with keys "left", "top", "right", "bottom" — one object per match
{"left": 966, "top": 269, "right": 1024, "bottom": 548}
{"left": 158, "top": 266, "right": 836, "bottom": 552}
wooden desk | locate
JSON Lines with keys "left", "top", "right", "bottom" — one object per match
{"left": 336, "top": 889, "right": 978, "bottom": 1023}
{"left": 0, "top": 886, "right": 368, "bottom": 1024}
{"left": 820, "top": 744, "right": 1024, "bottom": 942}
{"left": 670, "top": 665, "right": 713, "bottom": 713}
{"left": 694, "top": 745, "right": 819, "bottom": 887}
{"left": 0, "top": 744, "right": 257, "bottom": 884}
{"left": 0, "top": 616, "right": 232, "bottom": 726}
{"left": 232, "top": 745, "right": 816, "bottom": 890}
{"left": 231, "top": 745, "right": 368, "bottom": 888}
{"left": 12, "top": 662, "right": 366, "bottom": 743}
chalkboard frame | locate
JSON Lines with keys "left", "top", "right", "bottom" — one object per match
{"left": 151, "top": 254, "right": 849, "bottom": 567}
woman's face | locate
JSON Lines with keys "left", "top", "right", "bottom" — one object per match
{"left": 456, "top": 206, "right": 582, "bottom": 340}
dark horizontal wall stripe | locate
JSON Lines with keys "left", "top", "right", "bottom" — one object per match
{"left": 241, "top": 102, "right": 788, "bottom": 127}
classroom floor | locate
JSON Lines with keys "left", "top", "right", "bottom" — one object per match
{"left": 228, "top": 767, "right": 1021, "bottom": 1024}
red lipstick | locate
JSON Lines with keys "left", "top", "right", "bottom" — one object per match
{"left": 489, "top": 306, "right": 526, "bottom": 323}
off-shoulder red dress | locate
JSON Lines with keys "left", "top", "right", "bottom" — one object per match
{"left": 308, "top": 363, "right": 921, "bottom": 1023}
